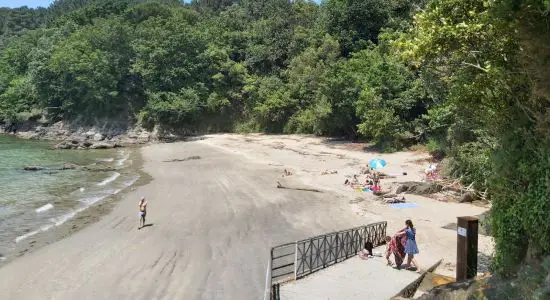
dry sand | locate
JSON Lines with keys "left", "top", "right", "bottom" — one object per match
{"left": 199, "top": 134, "right": 494, "bottom": 276}
{"left": 0, "top": 134, "right": 493, "bottom": 300}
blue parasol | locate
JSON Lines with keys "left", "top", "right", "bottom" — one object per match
{"left": 368, "top": 158, "right": 387, "bottom": 170}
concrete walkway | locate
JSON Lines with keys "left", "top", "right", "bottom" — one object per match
{"left": 280, "top": 249, "right": 421, "bottom": 300}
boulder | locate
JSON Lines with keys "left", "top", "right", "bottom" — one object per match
{"left": 137, "top": 132, "right": 150, "bottom": 143}
{"left": 54, "top": 141, "right": 73, "bottom": 149}
{"left": 93, "top": 133, "right": 104, "bottom": 141}
{"left": 84, "top": 131, "right": 96, "bottom": 138}
{"left": 90, "top": 142, "right": 115, "bottom": 149}
{"left": 458, "top": 192, "right": 476, "bottom": 203}
{"left": 84, "top": 165, "right": 116, "bottom": 172}
{"left": 396, "top": 181, "right": 442, "bottom": 195}
{"left": 61, "top": 163, "right": 79, "bottom": 170}
{"left": 24, "top": 166, "right": 43, "bottom": 171}
{"left": 396, "top": 185, "right": 410, "bottom": 194}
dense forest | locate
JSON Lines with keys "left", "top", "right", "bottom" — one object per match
{"left": 0, "top": 0, "right": 549, "bottom": 292}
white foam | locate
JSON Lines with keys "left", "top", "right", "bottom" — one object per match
{"left": 97, "top": 172, "right": 120, "bottom": 186}
{"left": 116, "top": 153, "right": 129, "bottom": 167}
{"left": 15, "top": 230, "right": 40, "bottom": 243}
{"left": 121, "top": 176, "right": 139, "bottom": 188}
{"left": 15, "top": 173, "right": 140, "bottom": 244}
{"left": 40, "top": 224, "right": 54, "bottom": 232}
{"left": 35, "top": 203, "right": 54, "bottom": 213}
{"left": 49, "top": 211, "right": 76, "bottom": 227}
{"left": 97, "top": 158, "right": 114, "bottom": 162}
{"left": 100, "top": 189, "right": 123, "bottom": 196}
{"left": 78, "top": 195, "right": 108, "bottom": 205}
{"left": 79, "top": 187, "right": 85, "bottom": 192}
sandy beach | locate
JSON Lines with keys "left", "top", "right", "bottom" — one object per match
{"left": 0, "top": 134, "right": 493, "bottom": 299}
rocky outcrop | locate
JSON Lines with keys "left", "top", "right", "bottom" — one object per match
{"left": 89, "top": 142, "right": 116, "bottom": 149}
{"left": 61, "top": 163, "right": 80, "bottom": 170}
{"left": 24, "top": 166, "right": 43, "bottom": 171}
{"left": 54, "top": 140, "right": 120, "bottom": 150}
{"left": 396, "top": 181, "right": 443, "bottom": 195}
{"left": 4, "top": 121, "right": 158, "bottom": 150}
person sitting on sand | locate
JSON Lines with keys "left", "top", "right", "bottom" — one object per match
{"left": 425, "top": 163, "right": 437, "bottom": 180}
{"left": 345, "top": 175, "right": 361, "bottom": 187}
{"left": 372, "top": 171, "right": 380, "bottom": 188}
{"left": 365, "top": 179, "right": 374, "bottom": 189}
{"left": 360, "top": 165, "right": 372, "bottom": 175}
{"left": 359, "top": 241, "right": 374, "bottom": 260}
{"left": 138, "top": 197, "right": 147, "bottom": 229}
{"left": 282, "top": 169, "right": 293, "bottom": 177}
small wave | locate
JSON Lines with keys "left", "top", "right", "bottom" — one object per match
{"left": 15, "top": 230, "right": 40, "bottom": 243}
{"left": 121, "top": 176, "right": 140, "bottom": 188}
{"left": 97, "top": 172, "right": 120, "bottom": 186}
{"left": 116, "top": 152, "right": 130, "bottom": 167}
{"left": 78, "top": 195, "right": 108, "bottom": 206}
{"left": 97, "top": 158, "right": 114, "bottom": 163}
{"left": 49, "top": 211, "right": 76, "bottom": 227}
{"left": 100, "top": 188, "right": 123, "bottom": 196}
{"left": 35, "top": 203, "right": 53, "bottom": 213}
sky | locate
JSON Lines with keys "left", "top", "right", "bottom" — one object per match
{"left": 0, "top": 0, "right": 53, "bottom": 8}
{"left": 1, "top": 0, "right": 322, "bottom": 9}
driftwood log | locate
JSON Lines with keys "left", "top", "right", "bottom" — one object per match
{"left": 276, "top": 181, "right": 322, "bottom": 193}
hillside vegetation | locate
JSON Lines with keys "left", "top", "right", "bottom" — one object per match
{"left": 0, "top": 0, "right": 549, "bottom": 290}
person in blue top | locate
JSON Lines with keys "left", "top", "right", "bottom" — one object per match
{"left": 398, "top": 219, "right": 419, "bottom": 271}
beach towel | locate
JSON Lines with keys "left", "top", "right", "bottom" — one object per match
{"left": 390, "top": 234, "right": 406, "bottom": 268}
{"left": 390, "top": 203, "right": 418, "bottom": 209}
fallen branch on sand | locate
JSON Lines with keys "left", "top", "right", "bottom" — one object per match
{"left": 163, "top": 156, "right": 202, "bottom": 162}
{"left": 276, "top": 181, "right": 322, "bottom": 193}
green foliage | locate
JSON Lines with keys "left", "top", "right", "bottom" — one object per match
{"left": 141, "top": 88, "right": 201, "bottom": 132}
{"left": 403, "top": 0, "right": 550, "bottom": 276}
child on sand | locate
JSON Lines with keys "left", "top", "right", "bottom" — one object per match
{"left": 397, "top": 220, "right": 420, "bottom": 271}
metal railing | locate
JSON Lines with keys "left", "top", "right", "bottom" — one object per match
{"left": 265, "top": 222, "right": 387, "bottom": 299}
{"left": 271, "top": 243, "right": 296, "bottom": 284}
{"left": 295, "top": 222, "right": 387, "bottom": 279}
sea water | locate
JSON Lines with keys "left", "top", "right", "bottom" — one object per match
{"left": 0, "top": 135, "right": 140, "bottom": 259}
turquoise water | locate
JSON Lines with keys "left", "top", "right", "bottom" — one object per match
{"left": 0, "top": 135, "right": 139, "bottom": 259}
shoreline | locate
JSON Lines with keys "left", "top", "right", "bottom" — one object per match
{"left": 0, "top": 146, "right": 152, "bottom": 269}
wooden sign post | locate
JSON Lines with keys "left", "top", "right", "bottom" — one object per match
{"left": 456, "top": 216, "right": 478, "bottom": 281}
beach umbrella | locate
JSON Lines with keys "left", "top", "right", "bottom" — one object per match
{"left": 369, "top": 158, "right": 387, "bottom": 170}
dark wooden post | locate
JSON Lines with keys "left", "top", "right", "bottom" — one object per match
{"left": 456, "top": 216, "right": 479, "bottom": 281}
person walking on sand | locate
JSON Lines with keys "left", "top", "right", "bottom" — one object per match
{"left": 398, "top": 219, "right": 420, "bottom": 271}
{"left": 138, "top": 197, "right": 147, "bottom": 229}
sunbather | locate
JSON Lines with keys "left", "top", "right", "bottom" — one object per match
{"left": 385, "top": 196, "right": 406, "bottom": 204}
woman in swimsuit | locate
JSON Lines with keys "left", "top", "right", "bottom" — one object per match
{"left": 139, "top": 197, "right": 147, "bottom": 229}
